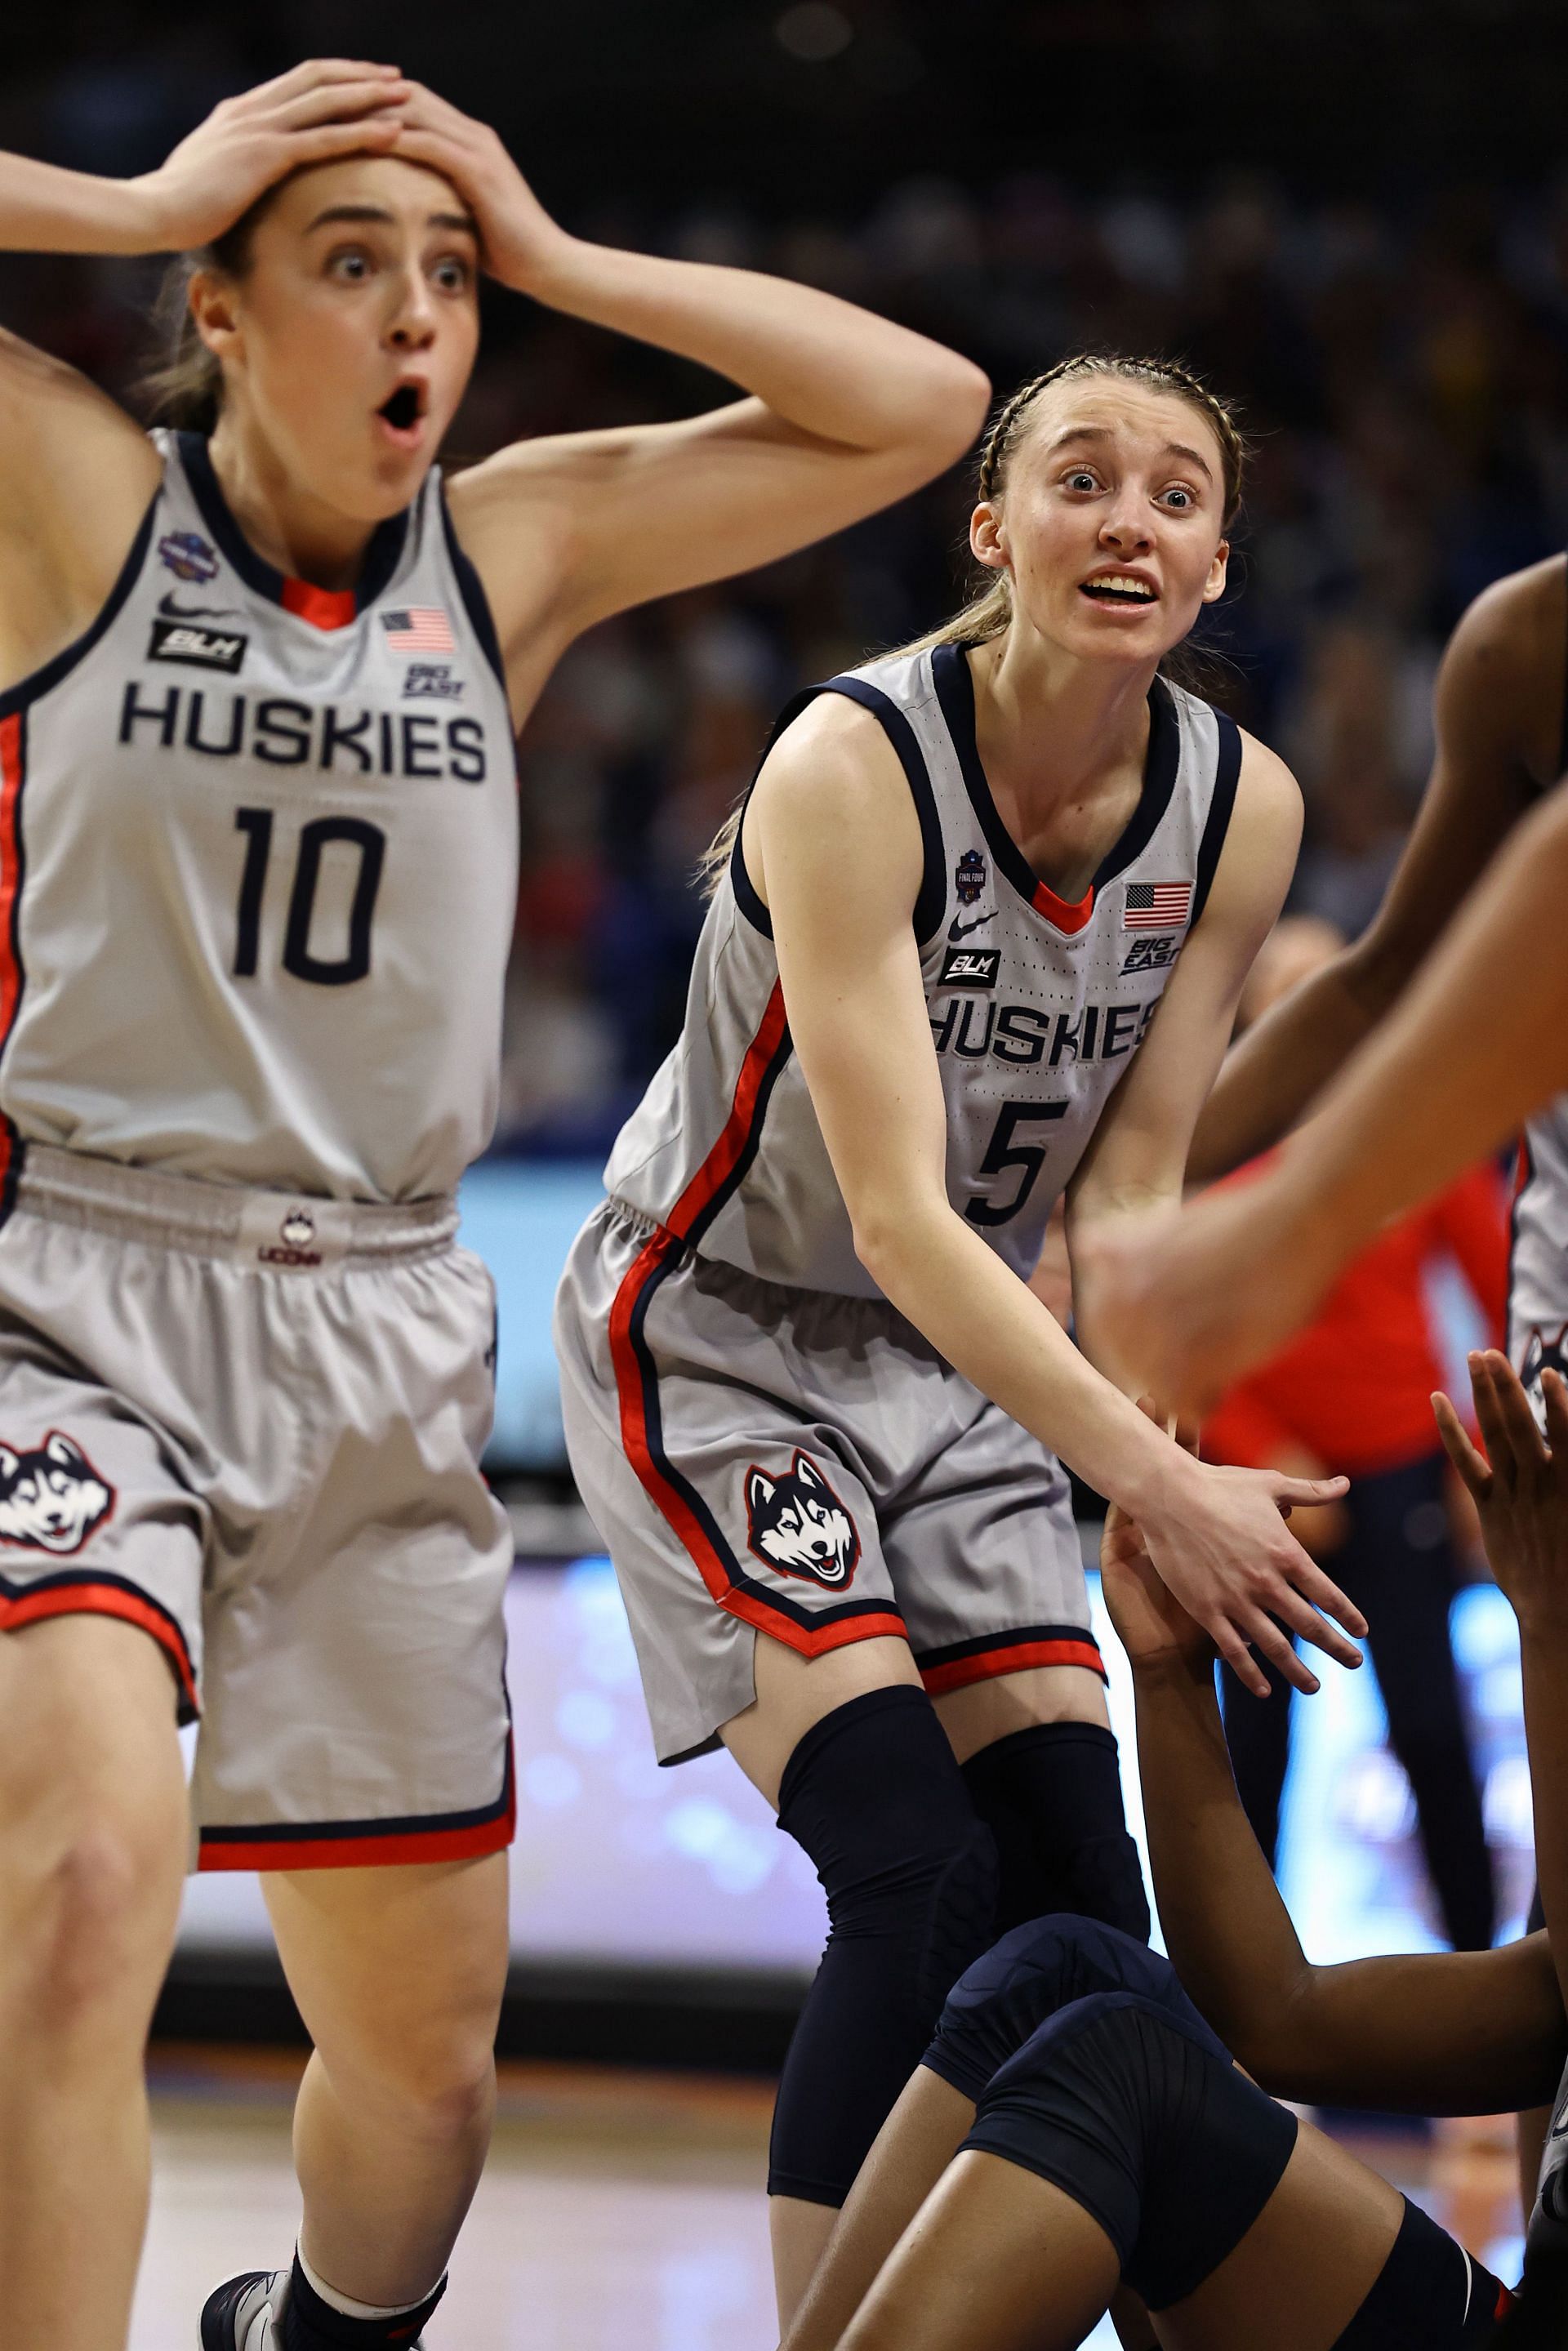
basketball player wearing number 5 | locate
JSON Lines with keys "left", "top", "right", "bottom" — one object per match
{"left": 555, "top": 355, "right": 1366, "bottom": 2325}
{"left": 0, "top": 60, "right": 989, "bottom": 2351}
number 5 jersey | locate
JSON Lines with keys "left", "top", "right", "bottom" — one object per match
{"left": 605, "top": 639, "right": 1240, "bottom": 1297}
{"left": 0, "top": 428, "right": 519, "bottom": 1206}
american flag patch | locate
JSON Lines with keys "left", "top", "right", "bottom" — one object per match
{"left": 1124, "top": 881, "right": 1193, "bottom": 930}
{"left": 381, "top": 607, "right": 455, "bottom": 653}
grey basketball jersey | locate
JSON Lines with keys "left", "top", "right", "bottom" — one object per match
{"left": 0, "top": 430, "right": 519, "bottom": 1206}
{"left": 1510, "top": 643, "right": 1568, "bottom": 1386}
{"left": 607, "top": 641, "right": 1240, "bottom": 1297}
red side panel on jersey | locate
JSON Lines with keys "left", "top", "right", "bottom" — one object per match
{"left": 608, "top": 985, "right": 906, "bottom": 1657}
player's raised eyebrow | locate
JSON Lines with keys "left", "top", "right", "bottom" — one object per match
{"left": 305, "top": 203, "right": 479, "bottom": 237}
{"left": 1047, "top": 422, "right": 1214, "bottom": 479}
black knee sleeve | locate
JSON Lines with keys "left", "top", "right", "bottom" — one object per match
{"left": 1333, "top": 2199, "right": 1506, "bottom": 2346}
{"left": 768, "top": 1685, "right": 998, "bottom": 2206}
{"left": 963, "top": 1990, "right": 1297, "bottom": 2309}
{"left": 960, "top": 1720, "right": 1151, "bottom": 1944}
{"left": 923, "top": 1912, "right": 1210, "bottom": 2103}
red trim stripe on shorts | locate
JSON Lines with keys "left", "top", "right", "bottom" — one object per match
{"left": 198, "top": 1734, "right": 518, "bottom": 1872}
{"left": 608, "top": 983, "right": 906, "bottom": 1657}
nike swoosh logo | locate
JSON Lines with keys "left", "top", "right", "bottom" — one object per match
{"left": 158, "top": 593, "right": 238, "bottom": 621}
{"left": 949, "top": 910, "right": 996, "bottom": 942}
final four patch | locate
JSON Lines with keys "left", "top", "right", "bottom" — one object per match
{"left": 158, "top": 530, "right": 220, "bottom": 585}
{"left": 954, "top": 848, "right": 988, "bottom": 905}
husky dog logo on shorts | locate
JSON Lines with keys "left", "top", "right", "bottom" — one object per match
{"left": 0, "top": 1432, "right": 114, "bottom": 1555}
{"left": 745, "top": 1450, "right": 861, "bottom": 1587}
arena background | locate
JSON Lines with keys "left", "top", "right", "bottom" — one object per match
{"left": 6, "top": 4, "right": 1564, "bottom": 2336}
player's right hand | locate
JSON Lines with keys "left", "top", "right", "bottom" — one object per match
{"left": 1134, "top": 1451, "right": 1363, "bottom": 1699}
{"left": 131, "top": 60, "right": 411, "bottom": 251}
{"left": 1436, "top": 1351, "right": 1568, "bottom": 1640}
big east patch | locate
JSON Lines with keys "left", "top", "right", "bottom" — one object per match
{"left": 744, "top": 1450, "right": 861, "bottom": 1587}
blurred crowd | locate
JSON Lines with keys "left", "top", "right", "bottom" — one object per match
{"left": 9, "top": 69, "right": 1568, "bottom": 1147}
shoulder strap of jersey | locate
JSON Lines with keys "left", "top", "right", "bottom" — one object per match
{"left": 728, "top": 675, "right": 946, "bottom": 944}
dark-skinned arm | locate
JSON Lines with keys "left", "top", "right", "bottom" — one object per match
{"left": 1102, "top": 1443, "right": 1566, "bottom": 2114}
{"left": 1187, "top": 561, "right": 1559, "bottom": 1182}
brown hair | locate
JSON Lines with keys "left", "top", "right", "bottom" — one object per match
{"left": 135, "top": 189, "right": 280, "bottom": 431}
{"left": 700, "top": 350, "right": 1249, "bottom": 894}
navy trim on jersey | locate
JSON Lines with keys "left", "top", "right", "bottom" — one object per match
{"left": 439, "top": 491, "right": 507, "bottom": 691}
{"left": 0, "top": 493, "right": 158, "bottom": 724}
{"left": 177, "top": 432, "right": 409, "bottom": 616}
{"left": 0, "top": 706, "right": 29, "bottom": 1227}
{"left": 728, "top": 679, "right": 946, "bottom": 945}
{"left": 1191, "top": 711, "right": 1242, "bottom": 926}
{"left": 930, "top": 643, "right": 1181, "bottom": 917}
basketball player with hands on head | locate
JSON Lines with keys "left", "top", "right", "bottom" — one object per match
{"left": 555, "top": 351, "right": 1366, "bottom": 2324}
{"left": 0, "top": 57, "right": 989, "bottom": 2351}
{"left": 777, "top": 1371, "right": 1568, "bottom": 2351}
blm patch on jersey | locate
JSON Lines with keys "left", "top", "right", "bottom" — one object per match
{"left": 1120, "top": 933, "right": 1178, "bottom": 975}
{"left": 939, "top": 944, "right": 1000, "bottom": 990}
{"left": 147, "top": 617, "right": 248, "bottom": 675}
{"left": 745, "top": 1451, "right": 861, "bottom": 1588}
{"left": 0, "top": 1432, "right": 114, "bottom": 1556}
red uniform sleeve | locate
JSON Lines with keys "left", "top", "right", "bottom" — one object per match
{"left": 1201, "top": 1385, "right": 1302, "bottom": 1472}
{"left": 1428, "top": 1161, "right": 1511, "bottom": 1344}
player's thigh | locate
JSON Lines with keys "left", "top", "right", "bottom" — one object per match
{"left": 0, "top": 1613, "right": 188, "bottom": 2001}
{"left": 933, "top": 1662, "right": 1109, "bottom": 1764}
{"left": 721, "top": 1632, "right": 923, "bottom": 1811}
{"left": 1157, "top": 2117, "right": 1403, "bottom": 2351}
{"left": 263, "top": 1853, "right": 510, "bottom": 2104}
{"left": 837, "top": 2149, "right": 1120, "bottom": 2351}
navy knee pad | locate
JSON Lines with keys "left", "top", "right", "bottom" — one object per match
{"left": 768, "top": 1685, "right": 999, "bottom": 2206}
{"left": 960, "top": 1721, "right": 1151, "bottom": 1944}
{"left": 924, "top": 1912, "right": 1211, "bottom": 2103}
{"left": 962, "top": 1989, "right": 1298, "bottom": 2310}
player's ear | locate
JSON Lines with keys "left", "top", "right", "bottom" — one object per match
{"left": 1201, "top": 537, "right": 1230, "bottom": 604}
{"left": 188, "top": 266, "right": 244, "bottom": 367}
{"left": 970, "top": 501, "right": 1008, "bottom": 576}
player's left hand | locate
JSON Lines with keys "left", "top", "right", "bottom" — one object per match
{"left": 390, "top": 84, "right": 571, "bottom": 292}
{"left": 1099, "top": 1400, "right": 1215, "bottom": 1673}
{"left": 1434, "top": 1351, "right": 1568, "bottom": 1638}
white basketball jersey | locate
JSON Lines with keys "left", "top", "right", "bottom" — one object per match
{"left": 607, "top": 641, "right": 1240, "bottom": 1297}
{"left": 0, "top": 430, "right": 519, "bottom": 1207}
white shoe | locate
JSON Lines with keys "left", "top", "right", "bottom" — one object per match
{"left": 199, "top": 2271, "right": 287, "bottom": 2349}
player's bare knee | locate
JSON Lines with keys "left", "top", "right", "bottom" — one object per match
{"left": 325, "top": 2010, "right": 497, "bottom": 2146}
{"left": 7, "top": 1790, "right": 182, "bottom": 2034}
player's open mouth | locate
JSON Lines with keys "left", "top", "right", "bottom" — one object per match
{"left": 1079, "top": 571, "right": 1159, "bottom": 605}
{"left": 376, "top": 381, "right": 429, "bottom": 447}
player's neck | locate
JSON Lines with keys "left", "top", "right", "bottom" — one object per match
{"left": 206, "top": 416, "right": 381, "bottom": 592}
{"left": 969, "top": 629, "right": 1156, "bottom": 818}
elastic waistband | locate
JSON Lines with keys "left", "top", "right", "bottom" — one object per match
{"left": 15, "top": 1144, "right": 457, "bottom": 1271}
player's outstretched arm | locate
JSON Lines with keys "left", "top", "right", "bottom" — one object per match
{"left": 1102, "top": 1447, "right": 1566, "bottom": 2115}
{"left": 1185, "top": 562, "right": 1560, "bottom": 1183}
{"left": 750, "top": 701, "right": 1361, "bottom": 1703}
{"left": 1087, "top": 769, "right": 1568, "bottom": 1414}
{"left": 1437, "top": 1354, "right": 1568, "bottom": 2029}
{"left": 418, "top": 82, "right": 990, "bottom": 650}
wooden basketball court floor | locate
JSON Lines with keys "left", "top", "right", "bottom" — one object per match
{"left": 131, "top": 2049, "right": 1528, "bottom": 2349}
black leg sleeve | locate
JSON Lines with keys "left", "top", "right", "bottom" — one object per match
{"left": 960, "top": 1719, "right": 1150, "bottom": 1944}
{"left": 768, "top": 1685, "right": 999, "bottom": 2206}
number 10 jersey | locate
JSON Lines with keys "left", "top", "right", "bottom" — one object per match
{"left": 605, "top": 641, "right": 1240, "bottom": 1297}
{"left": 0, "top": 429, "right": 519, "bottom": 1205}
